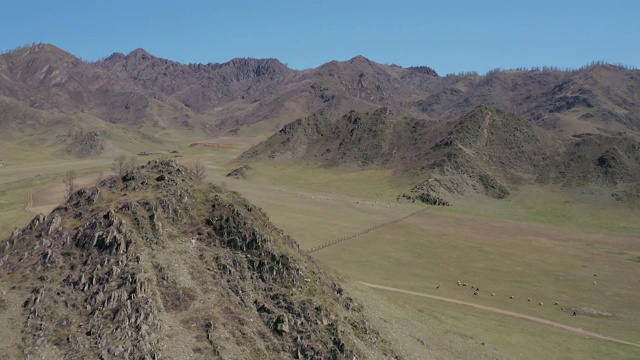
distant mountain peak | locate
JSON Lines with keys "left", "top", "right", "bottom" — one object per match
{"left": 104, "top": 52, "right": 125, "bottom": 61}
{"left": 348, "top": 55, "right": 371, "bottom": 64}
{"left": 30, "top": 43, "right": 58, "bottom": 51}
{"left": 227, "top": 57, "right": 286, "bottom": 67}
{"left": 127, "top": 48, "right": 154, "bottom": 60}
{"left": 7, "top": 42, "right": 75, "bottom": 60}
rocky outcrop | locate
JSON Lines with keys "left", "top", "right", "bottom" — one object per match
{"left": 0, "top": 160, "right": 397, "bottom": 359}
{"left": 226, "top": 164, "right": 253, "bottom": 179}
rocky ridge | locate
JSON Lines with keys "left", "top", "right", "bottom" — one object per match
{"left": 236, "top": 105, "right": 640, "bottom": 203}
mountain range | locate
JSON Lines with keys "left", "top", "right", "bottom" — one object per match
{"left": 1, "top": 43, "right": 639, "bottom": 201}
{"left": 2, "top": 43, "right": 639, "bottom": 139}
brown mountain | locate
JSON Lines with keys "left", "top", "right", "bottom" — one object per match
{"left": 95, "top": 50, "right": 441, "bottom": 132}
{"left": 96, "top": 49, "right": 640, "bottom": 138}
{"left": 2, "top": 44, "right": 640, "bottom": 144}
{"left": 0, "top": 159, "right": 396, "bottom": 359}
{"left": 236, "top": 105, "right": 640, "bottom": 201}
{"left": 0, "top": 44, "right": 205, "bottom": 157}
{"left": 0, "top": 44, "right": 189, "bottom": 127}
{"left": 96, "top": 48, "right": 293, "bottom": 114}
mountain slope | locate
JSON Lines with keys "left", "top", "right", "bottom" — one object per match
{"left": 97, "top": 49, "right": 294, "bottom": 114}
{"left": 0, "top": 44, "right": 190, "bottom": 126}
{"left": 0, "top": 160, "right": 396, "bottom": 359}
{"left": 236, "top": 105, "right": 640, "bottom": 202}
{"left": 237, "top": 108, "right": 405, "bottom": 167}
{"left": 0, "top": 44, "right": 203, "bottom": 157}
{"left": 555, "top": 133, "right": 640, "bottom": 188}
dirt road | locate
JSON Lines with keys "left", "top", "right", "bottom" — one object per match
{"left": 26, "top": 191, "right": 35, "bottom": 213}
{"left": 359, "top": 281, "right": 640, "bottom": 349}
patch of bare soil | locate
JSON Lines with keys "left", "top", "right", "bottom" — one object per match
{"left": 189, "top": 142, "right": 239, "bottom": 149}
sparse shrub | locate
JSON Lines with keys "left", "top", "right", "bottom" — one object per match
{"left": 63, "top": 170, "right": 77, "bottom": 198}
{"left": 192, "top": 159, "right": 207, "bottom": 183}
{"left": 418, "top": 193, "right": 450, "bottom": 206}
{"left": 113, "top": 155, "right": 128, "bottom": 176}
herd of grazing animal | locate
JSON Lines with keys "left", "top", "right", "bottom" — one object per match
{"left": 445, "top": 280, "right": 576, "bottom": 312}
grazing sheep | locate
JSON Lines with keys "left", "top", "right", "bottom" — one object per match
{"left": 509, "top": 296, "right": 514, "bottom": 299}
{"left": 561, "top": 307, "right": 565, "bottom": 311}
{"left": 527, "top": 298, "right": 532, "bottom": 302}
{"left": 473, "top": 291, "right": 479, "bottom": 295}
{"left": 463, "top": 283, "right": 468, "bottom": 287}
{"left": 554, "top": 301, "right": 559, "bottom": 305}
{"left": 539, "top": 302, "right": 543, "bottom": 306}
{"left": 491, "top": 293, "right": 495, "bottom": 296}
{"left": 436, "top": 284, "right": 441, "bottom": 289}
{"left": 593, "top": 281, "right": 597, "bottom": 284}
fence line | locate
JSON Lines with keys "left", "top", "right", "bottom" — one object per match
{"left": 305, "top": 208, "right": 427, "bottom": 253}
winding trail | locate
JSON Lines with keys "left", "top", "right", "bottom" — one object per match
{"left": 26, "top": 190, "right": 35, "bottom": 213}
{"left": 359, "top": 281, "right": 640, "bottom": 349}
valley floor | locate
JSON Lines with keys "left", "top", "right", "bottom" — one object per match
{"left": 2, "top": 142, "right": 640, "bottom": 359}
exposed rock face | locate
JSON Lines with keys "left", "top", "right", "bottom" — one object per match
{"left": 0, "top": 160, "right": 397, "bottom": 359}
{"left": 64, "top": 130, "right": 107, "bottom": 157}
{"left": 225, "top": 164, "right": 253, "bottom": 179}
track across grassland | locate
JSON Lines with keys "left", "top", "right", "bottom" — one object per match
{"left": 306, "top": 208, "right": 427, "bottom": 253}
{"left": 26, "top": 191, "right": 35, "bottom": 213}
{"left": 359, "top": 281, "right": 640, "bottom": 349}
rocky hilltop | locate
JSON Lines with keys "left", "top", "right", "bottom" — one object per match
{"left": 0, "top": 160, "right": 396, "bottom": 359}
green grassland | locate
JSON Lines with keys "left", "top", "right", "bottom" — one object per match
{"left": 1, "top": 140, "right": 639, "bottom": 359}
{"left": 214, "top": 156, "right": 640, "bottom": 359}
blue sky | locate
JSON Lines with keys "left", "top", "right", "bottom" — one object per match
{"left": 1, "top": 0, "right": 638, "bottom": 75}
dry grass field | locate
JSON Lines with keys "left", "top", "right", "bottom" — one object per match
{"left": 1, "top": 140, "right": 640, "bottom": 359}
